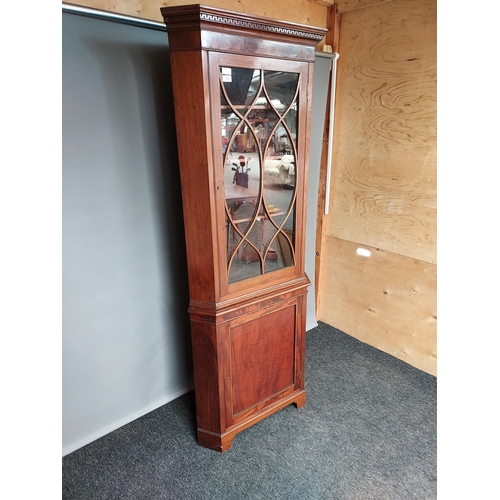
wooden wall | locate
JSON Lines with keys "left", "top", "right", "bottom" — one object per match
{"left": 63, "top": 0, "right": 328, "bottom": 28}
{"left": 317, "top": 0, "right": 437, "bottom": 375}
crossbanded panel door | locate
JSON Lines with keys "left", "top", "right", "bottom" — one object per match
{"left": 222, "top": 300, "right": 300, "bottom": 427}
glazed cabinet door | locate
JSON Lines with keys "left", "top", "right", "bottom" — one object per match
{"left": 209, "top": 52, "right": 311, "bottom": 298}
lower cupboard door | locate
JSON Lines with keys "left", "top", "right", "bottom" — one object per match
{"left": 224, "top": 302, "right": 299, "bottom": 426}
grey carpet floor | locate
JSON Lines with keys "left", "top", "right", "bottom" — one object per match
{"left": 62, "top": 321, "right": 437, "bottom": 500}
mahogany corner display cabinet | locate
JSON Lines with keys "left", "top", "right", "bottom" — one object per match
{"left": 160, "top": 4, "right": 326, "bottom": 452}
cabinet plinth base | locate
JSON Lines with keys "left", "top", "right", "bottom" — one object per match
{"left": 196, "top": 389, "right": 306, "bottom": 452}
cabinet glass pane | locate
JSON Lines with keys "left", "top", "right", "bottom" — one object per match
{"left": 221, "top": 66, "right": 299, "bottom": 284}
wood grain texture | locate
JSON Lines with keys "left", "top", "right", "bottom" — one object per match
{"left": 310, "top": 0, "right": 335, "bottom": 6}
{"left": 229, "top": 305, "right": 296, "bottom": 416}
{"left": 169, "top": 50, "right": 219, "bottom": 303}
{"left": 317, "top": 0, "right": 437, "bottom": 375}
{"left": 191, "top": 321, "right": 223, "bottom": 433}
{"left": 63, "top": 0, "right": 329, "bottom": 28}
{"left": 336, "top": 0, "right": 393, "bottom": 14}
{"left": 325, "top": 3, "right": 341, "bottom": 53}
{"left": 326, "top": 0, "right": 436, "bottom": 264}
{"left": 220, "top": 297, "right": 304, "bottom": 427}
{"left": 318, "top": 236, "right": 436, "bottom": 375}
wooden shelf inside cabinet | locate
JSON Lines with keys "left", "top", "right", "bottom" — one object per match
{"left": 230, "top": 214, "right": 286, "bottom": 225}
{"left": 161, "top": 3, "right": 326, "bottom": 452}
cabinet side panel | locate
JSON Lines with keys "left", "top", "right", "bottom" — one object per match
{"left": 295, "top": 294, "right": 306, "bottom": 391}
{"left": 169, "top": 50, "right": 218, "bottom": 303}
{"left": 191, "top": 321, "right": 222, "bottom": 434}
{"left": 229, "top": 305, "right": 296, "bottom": 416}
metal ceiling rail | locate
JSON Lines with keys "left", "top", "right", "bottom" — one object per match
{"left": 62, "top": 3, "right": 166, "bottom": 31}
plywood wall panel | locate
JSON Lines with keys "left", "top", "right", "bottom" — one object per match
{"left": 318, "top": 236, "right": 436, "bottom": 375}
{"left": 63, "top": 0, "right": 328, "bottom": 27}
{"left": 326, "top": 0, "right": 436, "bottom": 264}
{"left": 317, "top": 0, "right": 437, "bottom": 375}
{"left": 336, "top": 0, "right": 392, "bottom": 14}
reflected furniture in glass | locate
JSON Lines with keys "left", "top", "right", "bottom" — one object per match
{"left": 161, "top": 4, "right": 326, "bottom": 452}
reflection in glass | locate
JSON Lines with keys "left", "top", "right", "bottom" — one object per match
{"left": 221, "top": 66, "right": 299, "bottom": 284}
